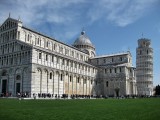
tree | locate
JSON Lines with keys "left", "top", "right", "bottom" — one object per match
{"left": 155, "top": 85, "right": 160, "bottom": 96}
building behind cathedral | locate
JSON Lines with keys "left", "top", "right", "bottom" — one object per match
{"left": 0, "top": 17, "right": 153, "bottom": 98}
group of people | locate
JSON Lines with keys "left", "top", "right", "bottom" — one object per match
{"left": 17, "top": 92, "right": 30, "bottom": 98}
{"left": 0, "top": 92, "right": 11, "bottom": 97}
{"left": 1, "top": 92, "right": 152, "bottom": 99}
{"left": 32, "top": 93, "right": 97, "bottom": 99}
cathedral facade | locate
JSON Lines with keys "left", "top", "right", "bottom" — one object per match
{"left": 0, "top": 17, "right": 148, "bottom": 98}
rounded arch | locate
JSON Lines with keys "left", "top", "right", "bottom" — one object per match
{"left": 37, "top": 67, "right": 42, "bottom": 73}
{"left": 65, "top": 71, "right": 69, "bottom": 76}
{"left": 91, "top": 51, "right": 95, "bottom": 57}
{"left": 83, "top": 49, "right": 89, "bottom": 55}
{"left": 81, "top": 76, "right": 85, "bottom": 80}
{"left": 49, "top": 69, "right": 55, "bottom": 79}
{"left": 9, "top": 68, "right": 13, "bottom": 74}
{"left": 50, "top": 69, "right": 55, "bottom": 75}
{"left": 44, "top": 68, "right": 49, "bottom": 74}
{"left": 16, "top": 74, "right": 21, "bottom": 80}
{"left": 56, "top": 70, "right": 60, "bottom": 75}
{"left": 87, "top": 77, "right": 90, "bottom": 81}
{"left": 23, "top": 67, "right": 28, "bottom": 73}
{"left": 1, "top": 70, "right": 7, "bottom": 76}
{"left": 73, "top": 73, "right": 78, "bottom": 78}
{"left": 15, "top": 68, "right": 22, "bottom": 74}
{"left": 60, "top": 70, "right": 65, "bottom": 75}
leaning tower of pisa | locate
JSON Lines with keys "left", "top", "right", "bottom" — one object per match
{"left": 136, "top": 38, "right": 153, "bottom": 96}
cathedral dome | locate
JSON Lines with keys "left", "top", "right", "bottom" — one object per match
{"left": 73, "top": 30, "right": 96, "bottom": 58}
{"left": 73, "top": 31, "right": 94, "bottom": 48}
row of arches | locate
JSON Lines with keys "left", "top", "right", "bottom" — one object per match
{"left": 37, "top": 51, "right": 96, "bottom": 74}
{"left": 34, "top": 68, "right": 96, "bottom": 97}
{"left": 0, "top": 29, "right": 17, "bottom": 43}
{"left": 0, "top": 51, "right": 30, "bottom": 67}
{"left": 0, "top": 67, "right": 29, "bottom": 96}
{"left": 22, "top": 29, "right": 89, "bottom": 62}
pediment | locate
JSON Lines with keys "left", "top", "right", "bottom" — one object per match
{"left": 0, "top": 17, "right": 22, "bottom": 32}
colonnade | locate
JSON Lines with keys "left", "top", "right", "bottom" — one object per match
{"left": 33, "top": 68, "right": 95, "bottom": 97}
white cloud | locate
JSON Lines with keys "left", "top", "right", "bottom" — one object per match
{"left": 88, "top": 0, "right": 159, "bottom": 27}
{"left": 0, "top": 0, "right": 159, "bottom": 41}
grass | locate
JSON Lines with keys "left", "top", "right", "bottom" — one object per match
{"left": 0, "top": 98, "right": 160, "bottom": 120}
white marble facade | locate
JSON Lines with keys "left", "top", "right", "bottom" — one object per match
{"left": 0, "top": 17, "right": 146, "bottom": 98}
{"left": 136, "top": 39, "right": 153, "bottom": 96}
{"left": 90, "top": 52, "right": 137, "bottom": 97}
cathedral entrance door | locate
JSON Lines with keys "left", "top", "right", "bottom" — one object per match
{"left": 2, "top": 79, "right": 7, "bottom": 94}
{"left": 115, "top": 87, "right": 120, "bottom": 97}
{"left": 16, "top": 83, "right": 20, "bottom": 94}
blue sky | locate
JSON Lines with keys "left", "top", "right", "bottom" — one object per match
{"left": 0, "top": 0, "right": 160, "bottom": 86}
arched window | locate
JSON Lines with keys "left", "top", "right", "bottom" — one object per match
{"left": 39, "top": 53, "right": 42, "bottom": 59}
{"left": 110, "top": 69, "right": 112, "bottom": 73}
{"left": 53, "top": 44, "right": 56, "bottom": 50}
{"left": 37, "top": 38, "right": 40, "bottom": 44}
{"left": 46, "top": 54, "right": 48, "bottom": 61}
{"left": 62, "top": 59, "right": 65, "bottom": 65}
{"left": 119, "top": 67, "right": 122, "bottom": 72}
{"left": 91, "top": 80, "right": 93, "bottom": 84}
{"left": 60, "top": 74, "right": 63, "bottom": 81}
{"left": 16, "top": 75, "right": 21, "bottom": 80}
{"left": 18, "top": 31, "right": 20, "bottom": 39}
{"left": 77, "top": 77, "right": 80, "bottom": 83}
{"left": 88, "top": 67, "right": 90, "bottom": 72}
{"left": 50, "top": 73, "right": 52, "bottom": 79}
{"left": 130, "top": 69, "right": 132, "bottom": 73}
{"left": 71, "top": 62, "right": 73, "bottom": 67}
{"left": 104, "top": 59, "right": 106, "bottom": 63}
{"left": 112, "top": 58, "right": 114, "bottom": 62}
{"left": 52, "top": 55, "right": 54, "bottom": 62}
{"left": 46, "top": 41, "right": 49, "bottom": 47}
{"left": 27, "top": 34, "right": 29, "bottom": 41}
{"left": 106, "top": 81, "right": 108, "bottom": 87}
{"left": 81, "top": 55, "right": 83, "bottom": 60}
{"left": 72, "top": 51, "right": 74, "bottom": 56}
{"left": 60, "top": 46, "right": 63, "bottom": 53}
{"left": 105, "top": 69, "right": 107, "bottom": 74}
{"left": 67, "top": 60, "right": 69, "bottom": 66}
{"left": 120, "top": 57, "right": 122, "bottom": 61}
{"left": 97, "top": 59, "right": 99, "bottom": 64}
{"left": 76, "top": 53, "right": 79, "bottom": 58}
{"left": 139, "top": 50, "right": 142, "bottom": 55}
{"left": 115, "top": 68, "right": 117, "bottom": 73}
{"left": 2, "top": 71, "right": 7, "bottom": 76}
{"left": 70, "top": 76, "right": 72, "bottom": 82}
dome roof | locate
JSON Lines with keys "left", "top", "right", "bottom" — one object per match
{"left": 73, "top": 31, "right": 94, "bottom": 48}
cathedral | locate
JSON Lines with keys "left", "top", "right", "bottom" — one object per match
{"left": 0, "top": 16, "right": 153, "bottom": 98}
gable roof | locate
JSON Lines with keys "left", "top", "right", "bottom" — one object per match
{"left": 0, "top": 17, "right": 22, "bottom": 28}
{"left": 92, "top": 51, "right": 131, "bottom": 59}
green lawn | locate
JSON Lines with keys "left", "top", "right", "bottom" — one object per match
{"left": 0, "top": 98, "right": 160, "bottom": 120}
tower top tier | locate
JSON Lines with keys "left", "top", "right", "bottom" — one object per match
{"left": 138, "top": 38, "right": 151, "bottom": 48}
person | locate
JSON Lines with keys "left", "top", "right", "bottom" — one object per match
{"left": 17, "top": 92, "right": 20, "bottom": 97}
{"left": 33, "top": 93, "right": 36, "bottom": 99}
